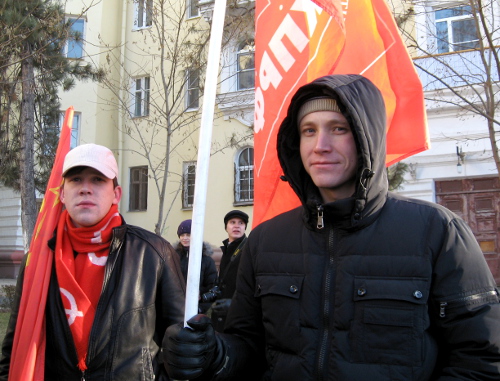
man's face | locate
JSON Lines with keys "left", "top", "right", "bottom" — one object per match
{"left": 226, "top": 218, "right": 246, "bottom": 242}
{"left": 299, "top": 110, "right": 358, "bottom": 203}
{"left": 60, "top": 167, "right": 122, "bottom": 228}
{"left": 179, "top": 233, "right": 191, "bottom": 247}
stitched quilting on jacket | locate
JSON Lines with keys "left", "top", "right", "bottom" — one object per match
{"left": 215, "top": 75, "right": 500, "bottom": 381}
{"left": 0, "top": 222, "right": 186, "bottom": 381}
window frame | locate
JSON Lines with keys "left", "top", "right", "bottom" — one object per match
{"left": 132, "top": 76, "right": 150, "bottom": 118}
{"left": 59, "top": 111, "right": 81, "bottom": 149}
{"left": 187, "top": 0, "right": 200, "bottom": 19}
{"left": 182, "top": 161, "right": 196, "bottom": 209}
{"left": 134, "top": 0, "right": 153, "bottom": 29}
{"left": 234, "top": 147, "right": 254, "bottom": 204}
{"left": 186, "top": 67, "right": 200, "bottom": 110}
{"left": 236, "top": 39, "right": 255, "bottom": 90}
{"left": 64, "top": 17, "right": 85, "bottom": 59}
{"left": 434, "top": 5, "right": 479, "bottom": 54}
{"left": 129, "top": 166, "right": 149, "bottom": 212}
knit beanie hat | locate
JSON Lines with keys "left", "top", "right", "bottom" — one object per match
{"left": 177, "top": 219, "right": 192, "bottom": 237}
{"left": 297, "top": 96, "right": 341, "bottom": 125}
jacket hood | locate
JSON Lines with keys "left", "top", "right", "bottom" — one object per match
{"left": 277, "top": 74, "right": 388, "bottom": 228}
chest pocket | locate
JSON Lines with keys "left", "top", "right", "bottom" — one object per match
{"left": 350, "top": 276, "right": 430, "bottom": 367}
{"left": 255, "top": 274, "right": 304, "bottom": 350}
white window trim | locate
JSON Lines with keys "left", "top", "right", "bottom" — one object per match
{"left": 134, "top": 0, "right": 153, "bottom": 30}
{"left": 59, "top": 111, "right": 81, "bottom": 149}
{"left": 234, "top": 147, "right": 254, "bottom": 204}
{"left": 64, "top": 17, "right": 85, "bottom": 59}
{"left": 182, "top": 161, "right": 196, "bottom": 209}
{"left": 186, "top": 68, "right": 200, "bottom": 111}
{"left": 217, "top": 38, "right": 255, "bottom": 126}
{"left": 414, "top": 1, "right": 488, "bottom": 55}
{"left": 434, "top": 5, "right": 479, "bottom": 54}
{"left": 187, "top": 0, "right": 200, "bottom": 19}
{"left": 131, "top": 76, "right": 150, "bottom": 118}
{"left": 236, "top": 40, "right": 255, "bottom": 91}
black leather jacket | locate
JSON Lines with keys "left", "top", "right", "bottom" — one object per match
{"left": 0, "top": 222, "right": 185, "bottom": 380}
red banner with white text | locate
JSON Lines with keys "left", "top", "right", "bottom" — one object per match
{"left": 253, "top": 0, "right": 429, "bottom": 226}
{"left": 9, "top": 107, "right": 74, "bottom": 381}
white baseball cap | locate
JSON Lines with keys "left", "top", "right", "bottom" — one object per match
{"left": 62, "top": 143, "right": 119, "bottom": 180}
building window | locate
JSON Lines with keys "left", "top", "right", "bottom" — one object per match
{"left": 183, "top": 162, "right": 196, "bottom": 208}
{"left": 129, "top": 166, "right": 148, "bottom": 211}
{"left": 59, "top": 111, "right": 81, "bottom": 149}
{"left": 237, "top": 39, "right": 255, "bottom": 90}
{"left": 435, "top": 6, "right": 479, "bottom": 53}
{"left": 186, "top": 68, "right": 199, "bottom": 110}
{"left": 187, "top": 0, "right": 199, "bottom": 18}
{"left": 235, "top": 147, "right": 254, "bottom": 203}
{"left": 65, "top": 18, "right": 85, "bottom": 59}
{"left": 133, "top": 76, "right": 150, "bottom": 117}
{"left": 135, "top": 0, "right": 153, "bottom": 28}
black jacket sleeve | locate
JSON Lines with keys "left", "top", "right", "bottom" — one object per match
{"left": 431, "top": 217, "right": 500, "bottom": 380}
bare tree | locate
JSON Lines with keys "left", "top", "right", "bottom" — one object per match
{"left": 98, "top": 0, "right": 254, "bottom": 235}
{"left": 392, "top": 0, "right": 500, "bottom": 176}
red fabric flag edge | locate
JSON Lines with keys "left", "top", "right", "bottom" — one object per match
{"left": 9, "top": 107, "right": 74, "bottom": 381}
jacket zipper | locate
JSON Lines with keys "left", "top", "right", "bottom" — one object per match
{"left": 439, "top": 289, "right": 498, "bottom": 318}
{"left": 317, "top": 205, "right": 324, "bottom": 229}
{"left": 81, "top": 370, "right": 86, "bottom": 380}
{"left": 316, "top": 227, "right": 335, "bottom": 380}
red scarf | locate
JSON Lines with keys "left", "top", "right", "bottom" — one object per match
{"left": 54, "top": 204, "right": 121, "bottom": 371}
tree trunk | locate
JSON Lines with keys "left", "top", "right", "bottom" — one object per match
{"left": 20, "top": 54, "right": 38, "bottom": 252}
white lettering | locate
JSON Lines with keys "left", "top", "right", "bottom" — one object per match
{"left": 269, "top": 14, "right": 309, "bottom": 72}
{"left": 256, "top": 0, "right": 330, "bottom": 133}
{"left": 291, "top": 0, "right": 322, "bottom": 36}
{"left": 259, "top": 51, "right": 283, "bottom": 91}
{"left": 254, "top": 86, "right": 265, "bottom": 133}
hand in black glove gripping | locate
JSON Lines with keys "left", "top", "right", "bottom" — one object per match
{"left": 211, "top": 298, "right": 231, "bottom": 314}
{"left": 163, "top": 314, "right": 224, "bottom": 380}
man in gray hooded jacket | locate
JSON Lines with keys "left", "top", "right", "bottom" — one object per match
{"left": 163, "top": 74, "right": 500, "bottom": 380}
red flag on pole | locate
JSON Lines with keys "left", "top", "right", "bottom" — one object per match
{"left": 9, "top": 107, "right": 74, "bottom": 381}
{"left": 254, "top": 0, "right": 429, "bottom": 226}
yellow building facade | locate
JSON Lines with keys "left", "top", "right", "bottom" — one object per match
{"left": 59, "top": 0, "right": 255, "bottom": 248}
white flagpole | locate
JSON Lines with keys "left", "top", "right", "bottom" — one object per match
{"left": 184, "top": 0, "right": 227, "bottom": 325}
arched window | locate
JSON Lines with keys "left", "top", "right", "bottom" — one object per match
{"left": 237, "top": 39, "right": 255, "bottom": 90}
{"left": 235, "top": 147, "right": 254, "bottom": 203}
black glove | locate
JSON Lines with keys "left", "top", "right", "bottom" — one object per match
{"left": 163, "top": 314, "right": 226, "bottom": 380}
{"left": 211, "top": 298, "right": 231, "bottom": 314}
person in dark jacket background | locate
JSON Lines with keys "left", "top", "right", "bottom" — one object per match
{"left": 206, "top": 210, "right": 248, "bottom": 332}
{"left": 175, "top": 219, "right": 217, "bottom": 313}
{"left": 0, "top": 144, "right": 185, "bottom": 380}
{"left": 163, "top": 75, "right": 500, "bottom": 380}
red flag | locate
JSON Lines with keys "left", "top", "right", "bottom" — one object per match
{"left": 9, "top": 107, "right": 74, "bottom": 381}
{"left": 254, "top": 0, "right": 429, "bottom": 226}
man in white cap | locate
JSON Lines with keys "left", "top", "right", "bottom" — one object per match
{"left": 0, "top": 143, "right": 185, "bottom": 380}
